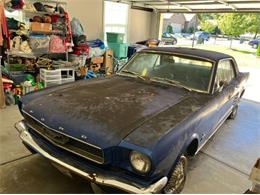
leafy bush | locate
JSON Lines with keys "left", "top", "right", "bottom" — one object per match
{"left": 257, "top": 44, "right": 260, "bottom": 57}
{"left": 188, "top": 27, "right": 195, "bottom": 33}
{"left": 200, "top": 20, "right": 217, "bottom": 34}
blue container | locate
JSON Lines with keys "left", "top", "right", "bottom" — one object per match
{"left": 106, "top": 32, "right": 125, "bottom": 43}
{"left": 108, "top": 43, "right": 128, "bottom": 58}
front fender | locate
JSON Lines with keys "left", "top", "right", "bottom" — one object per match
{"left": 153, "top": 134, "right": 198, "bottom": 176}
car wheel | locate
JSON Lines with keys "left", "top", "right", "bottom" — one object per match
{"left": 253, "top": 44, "right": 258, "bottom": 49}
{"left": 163, "top": 155, "right": 187, "bottom": 194}
{"left": 229, "top": 105, "right": 238, "bottom": 120}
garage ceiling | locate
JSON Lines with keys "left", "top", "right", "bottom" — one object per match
{"left": 109, "top": 0, "right": 260, "bottom": 13}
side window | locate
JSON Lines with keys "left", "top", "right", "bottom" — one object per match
{"left": 215, "top": 60, "right": 235, "bottom": 91}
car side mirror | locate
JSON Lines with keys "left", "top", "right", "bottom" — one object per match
{"left": 216, "top": 80, "right": 227, "bottom": 93}
{"left": 219, "top": 80, "right": 226, "bottom": 87}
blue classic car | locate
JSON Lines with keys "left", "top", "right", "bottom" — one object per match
{"left": 15, "top": 47, "right": 249, "bottom": 193}
{"left": 248, "top": 38, "right": 260, "bottom": 49}
{"left": 189, "top": 31, "right": 210, "bottom": 41}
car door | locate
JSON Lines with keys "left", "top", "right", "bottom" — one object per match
{"left": 211, "top": 59, "right": 239, "bottom": 131}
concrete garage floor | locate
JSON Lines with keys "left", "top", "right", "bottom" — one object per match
{"left": 0, "top": 99, "right": 259, "bottom": 194}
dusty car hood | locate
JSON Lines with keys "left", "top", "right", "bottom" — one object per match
{"left": 21, "top": 76, "right": 187, "bottom": 148}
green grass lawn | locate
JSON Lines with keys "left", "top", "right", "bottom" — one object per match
{"left": 193, "top": 45, "right": 260, "bottom": 68}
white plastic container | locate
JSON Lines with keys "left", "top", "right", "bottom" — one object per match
{"left": 40, "top": 69, "right": 61, "bottom": 81}
{"left": 40, "top": 68, "right": 75, "bottom": 88}
{"left": 44, "top": 80, "right": 62, "bottom": 88}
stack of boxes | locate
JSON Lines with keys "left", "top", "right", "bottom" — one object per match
{"left": 107, "top": 32, "right": 128, "bottom": 59}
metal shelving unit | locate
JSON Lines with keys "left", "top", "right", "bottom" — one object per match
{"left": 5, "top": 0, "right": 69, "bottom": 66}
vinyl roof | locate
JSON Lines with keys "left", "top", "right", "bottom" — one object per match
{"left": 142, "top": 47, "right": 233, "bottom": 61}
{"left": 110, "top": 0, "right": 260, "bottom": 13}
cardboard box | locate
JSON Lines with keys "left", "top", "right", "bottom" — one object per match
{"left": 80, "top": 66, "right": 88, "bottom": 76}
{"left": 31, "top": 22, "right": 52, "bottom": 33}
{"left": 90, "top": 64, "right": 101, "bottom": 72}
{"left": 92, "top": 56, "right": 104, "bottom": 64}
{"left": 104, "top": 49, "right": 113, "bottom": 75}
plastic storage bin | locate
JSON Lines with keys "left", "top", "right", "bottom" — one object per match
{"left": 22, "top": 85, "right": 35, "bottom": 95}
{"left": 108, "top": 43, "right": 128, "bottom": 58}
{"left": 40, "top": 68, "right": 75, "bottom": 88}
{"left": 44, "top": 80, "right": 62, "bottom": 88}
{"left": 9, "top": 64, "right": 26, "bottom": 71}
{"left": 61, "top": 69, "right": 74, "bottom": 82}
{"left": 106, "top": 32, "right": 125, "bottom": 43}
{"left": 29, "top": 35, "right": 50, "bottom": 53}
{"left": 10, "top": 71, "right": 27, "bottom": 84}
{"left": 40, "top": 69, "right": 61, "bottom": 79}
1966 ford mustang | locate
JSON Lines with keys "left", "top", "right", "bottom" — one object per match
{"left": 15, "top": 47, "right": 249, "bottom": 193}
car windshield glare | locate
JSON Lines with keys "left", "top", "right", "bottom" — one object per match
{"left": 120, "top": 52, "right": 213, "bottom": 93}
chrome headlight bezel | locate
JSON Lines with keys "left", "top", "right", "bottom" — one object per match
{"left": 129, "top": 151, "right": 152, "bottom": 174}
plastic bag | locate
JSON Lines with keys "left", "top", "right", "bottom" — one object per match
{"left": 49, "top": 35, "right": 66, "bottom": 53}
{"left": 71, "top": 18, "right": 84, "bottom": 36}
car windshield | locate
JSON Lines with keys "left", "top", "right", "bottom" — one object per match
{"left": 119, "top": 52, "right": 214, "bottom": 93}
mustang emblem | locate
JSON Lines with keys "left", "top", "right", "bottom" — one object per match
{"left": 44, "top": 129, "right": 70, "bottom": 145}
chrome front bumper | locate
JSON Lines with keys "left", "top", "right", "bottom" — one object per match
{"left": 15, "top": 121, "right": 168, "bottom": 194}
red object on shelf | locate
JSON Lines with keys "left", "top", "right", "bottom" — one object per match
{"left": 2, "top": 77, "right": 13, "bottom": 91}
{"left": 49, "top": 35, "right": 66, "bottom": 53}
{"left": 73, "top": 43, "right": 89, "bottom": 55}
{"left": 0, "top": 3, "right": 10, "bottom": 48}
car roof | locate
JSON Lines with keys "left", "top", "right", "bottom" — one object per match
{"left": 142, "top": 47, "right": 233, "bottom": 62}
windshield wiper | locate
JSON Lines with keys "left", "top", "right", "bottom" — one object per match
{"left": 121, "top": 70, "right": 146, "bottom": 81}
{"left": 151, "top": 77, "right": 192, "bottom": 92}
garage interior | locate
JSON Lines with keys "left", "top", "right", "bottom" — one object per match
{"left": 1, "top": 0, "right": 260, "bottom": 194}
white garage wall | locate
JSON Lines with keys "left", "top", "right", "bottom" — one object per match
{"left": 65, "top": 0, "right": 156, "bottom": 42}
{"left": 150, "top": 12, "right": 161, "bottom": 39}
{"left": 66, "top": 0, "right": 104, "bottom": 40}
{"left": 128, "top": 9, "right": 153, "bottom": 43}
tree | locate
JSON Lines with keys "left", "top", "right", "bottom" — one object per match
{"left": 257, "top": 44, "right": 260, "bottom": 57}
{"left": 244, "top": 13, "right": 260, "bottom": 39}
{"left": 188, "top": 27, "right": 195, "bottom": 33}
{"left": 166, "top": 25, "right": 173, "bottom": 34}
{"left": 197, "top": 13, "right": 219, "bottom": 21}
{"left": 218, "top": 13, "right": 247, "bottom": 48}
{"left": 200, "top": 20, "right": 217, "bottom": 34}
{"left": 218, "top": 13, "right": 246, "bottom": 36}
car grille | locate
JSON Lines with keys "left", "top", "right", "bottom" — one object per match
{"left": 23, "top": 111, "right": 104, "bottom": 164}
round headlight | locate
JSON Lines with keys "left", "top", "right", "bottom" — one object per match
{"left": 130, "top": 151, "right": 151, "bottom": 173}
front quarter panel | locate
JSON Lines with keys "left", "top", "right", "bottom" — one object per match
{"left": 123, "top": 94, "right": 213, "bottom": 179}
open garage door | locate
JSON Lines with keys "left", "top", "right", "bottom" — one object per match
{"left": 108, "top": 0, "right": 260, "bottom": 13}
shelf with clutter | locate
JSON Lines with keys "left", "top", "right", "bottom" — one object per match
{"left": 2, "top": 0, "right": 74, "bottom": 106}
{"left": 1, "top": 0, "right": 124, "bottom": 107}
